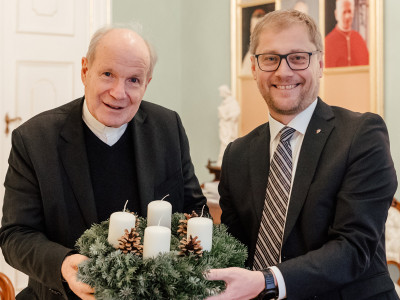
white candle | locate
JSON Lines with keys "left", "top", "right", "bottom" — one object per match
{"left": 107, "top": 212, "right": 136, "bottom": 248}
{"left": 187, "top": 217, "right": 213, "bottom": 251}
{"left": 147, "top": 200, "right": 172, "bottom": 228}
{"left": 143, "top": 226, "right": 171, "bottom": 258}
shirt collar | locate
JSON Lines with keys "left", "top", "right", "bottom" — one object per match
{"left": 269, "top": 99, "right": 318, "bottom": 141}
{"left": 82, "top": 99, "right": 128, "bottom": 146}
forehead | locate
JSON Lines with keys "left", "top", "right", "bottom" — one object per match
{"left": 337, "top": 0, "right": 353, "bottom": 10}
{"left": 256, "top": 24, "right": 315, "bottom": 53}
{"left": 91, "top": 29, "right": 150, "bottom": 72}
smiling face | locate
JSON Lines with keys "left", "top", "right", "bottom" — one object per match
{"left": 81, "top": 29, "right": 152, "bottom": 128}
{"left": 251, "top": 24, "right": 323, "bottom": 124}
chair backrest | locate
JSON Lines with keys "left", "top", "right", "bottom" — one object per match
{"left": 392, "top": 198, "right": 400, "bottom": 211}
{"left": 386, "top": 198, "right": 400, "bottom": 261}
{"left": 388, "top": 260, "right": 400, "bottom": 286}
{"left": 0, "top": 272, "right": 15, "bottom": 300}
{"left": 387, "top": 198, "right": 400, "bottom": 289}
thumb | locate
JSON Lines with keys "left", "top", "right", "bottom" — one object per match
{"left": 205, "top": 268, "right": 227, "bottom": 281}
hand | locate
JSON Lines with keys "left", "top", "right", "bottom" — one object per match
{"left": 61, "top": 254, "right": 95, "bottom": 300}
{"left": 205, "top": 267, "right": 265, "bottom": 300}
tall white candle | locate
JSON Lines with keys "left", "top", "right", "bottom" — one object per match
{"left": 107, "top": 212, "right": 136, "bottom": 248}
{"left": 143, "top": 226, "right": 171, "bottom": 258}
{"left": 187, "top": 217, "right": 213, "bottom": 251}
{"left": 147, "top": 200, "right": 172, "bottom": 228}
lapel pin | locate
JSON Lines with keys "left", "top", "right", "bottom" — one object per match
{"left": 316, "top": 129, "right": 321, "bottom": 134}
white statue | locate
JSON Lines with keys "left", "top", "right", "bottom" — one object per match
{"left": 217, "top": 85, "right": 240, "bottom": 166}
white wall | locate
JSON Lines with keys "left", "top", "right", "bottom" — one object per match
{"left": 112, "top": 0, "right": 183, "bottom": 113}
{"left": 384, "top": 0, "right": 400, "bottom": 199}
{"left": 112, "top": 0, "right": 230, "bottom": 183}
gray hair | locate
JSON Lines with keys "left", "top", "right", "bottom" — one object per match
{"left": 86, "top": 24, "right": 158, "bottom": 78}
{"left": 249, "top": 9, "right": 323, "bottom": 55}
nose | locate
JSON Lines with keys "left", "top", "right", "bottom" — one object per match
{"left": 275, "top": 57, "right": 294, "bottom": 76}
{"left": 109, "top": 79, "right": 126, "bottom": 100}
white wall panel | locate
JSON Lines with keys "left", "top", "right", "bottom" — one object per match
{"left": 17, "top": 0, "right": 74, "bottom": 35}
{"left": 16, "top": 61, "right": 74, "bottom": 117}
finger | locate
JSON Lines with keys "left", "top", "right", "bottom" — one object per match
{"left": 81, "top": 293, "right": 96, "bottom": 300}
{"left": 205, "top": 295, "right": 222, "bottom": 300}
{"left": 74, "top": 254, "right": 90, "bottom": 264}
{"left": 205, "top": 292, "right": 228, "bottom": 300}
{"left": 78, "top": 283, "right": 95, "bottom": 294}
{"left": 205, "top": 268, "right": 227, "bottom": 281}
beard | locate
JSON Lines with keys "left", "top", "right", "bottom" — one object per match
{"left": 261, "top": 80, "right": 320, "bottom": 117}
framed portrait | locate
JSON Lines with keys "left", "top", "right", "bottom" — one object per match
{"left": 321, "top": 0, "right": 383, "bottom": 115}
{"left": 278, "top": 0, "right": 320, "bottom": 26}
{"left": 231, "top": 0, "right": 276, "bottom": 135}
{"left": 239, "top": 1, "right": 275, "bottom": 77}
{"left": 324, "top": 0, "right": 369, "bottom": 68}
{"left": 231, "top": 0, "right": 383, "bottom": 136}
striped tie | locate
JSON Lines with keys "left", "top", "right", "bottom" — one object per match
{"left": 253, "top": 126, "right": 296, "bottom": 270}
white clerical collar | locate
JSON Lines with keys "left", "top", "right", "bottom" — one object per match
{"left": 269, "top": 99, "right": 318, "bottom": 141}
{"left": 82, "top": 99, "right": 128, "bottom": 146}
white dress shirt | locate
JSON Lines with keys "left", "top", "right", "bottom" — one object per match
{"left": 268, "top": 99, "right": 318, "bottom": 299}
{"left": 82, "top": 100, "right": 127, "bottom": 146}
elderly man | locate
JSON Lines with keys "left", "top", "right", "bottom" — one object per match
{"left": 206, "top": 9, "right": 397, "bottom": 300}
{"left": 0, "top": 26, "right": 207, "bottom": 299}
{"left": 325, "top": 0, "right": 369, "bottom": 67}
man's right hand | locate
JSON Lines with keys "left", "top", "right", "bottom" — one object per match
{"left": 61, "top": 254, "right": 95, "bottom": 300}
{"left": 205, "top": 267, "right": 265, "bottom": 300}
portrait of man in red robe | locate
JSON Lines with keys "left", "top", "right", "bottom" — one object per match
{"left": 325, "top": 0, "right": 369, "bottom": 68}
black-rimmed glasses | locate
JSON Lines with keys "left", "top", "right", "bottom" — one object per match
{"left": 254, "top": 51, "right": 321, "bottom": 72}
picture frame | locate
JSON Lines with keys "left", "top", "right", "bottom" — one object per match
{"left": 231, "top": 0, "right": 276, "bottom": 135}
{"left": 321, "top": 0, "right": 383, "bottom": 115}
{"left": 231, "top": 0, "right": 383, "bottom": 136}
{"left": 236, "top": 0, "right": 275, "bottom": 77}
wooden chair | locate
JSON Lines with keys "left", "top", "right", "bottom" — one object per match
{"left": 388, "top": 260, "right": 400, "bottom": 286}
{"left": 0, "top": 272, "right": 15, "bottom": 300}
{"left": 387, "top": 198, "right": 400, "bottom": 294}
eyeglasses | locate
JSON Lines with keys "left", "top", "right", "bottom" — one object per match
{"left": 254, "top": 51, "right": 321, "bottom": 72}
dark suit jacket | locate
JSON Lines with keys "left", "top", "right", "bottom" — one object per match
{"left": 219, "top": 99, "right": 398, "bottom": 300}
{"left": 0, "top": 97, "right": 207, "bottom": 299}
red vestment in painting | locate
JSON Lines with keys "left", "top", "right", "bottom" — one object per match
{"left": 325, "top": 26, "right": 369, "bottom": 68}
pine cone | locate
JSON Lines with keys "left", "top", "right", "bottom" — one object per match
{"left": 177, "top": 211, "right": 199, "bottom": 237}
{"left": 118, "top": 228, "right": 143, "bottom": 256}
{"left": 178, "top": 235, "right": 203, "bottom": 258}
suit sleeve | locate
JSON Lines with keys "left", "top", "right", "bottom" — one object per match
{"left": 219, "top": 143, "right": 245, "bottom": 240}
{"left": 174, "top": 112, "right": 208, "bottom": 215}
{"left": 0, "top": 129, "right": 72, "bottom": 297}
{"left": 279, "top": 114, "right": 398, "bottom": 299}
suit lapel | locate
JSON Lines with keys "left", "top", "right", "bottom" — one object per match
{"left": 59, "top": 99, "right": 98, "bottom": 228}
{"left": 131, "top": 108, "right": 156, "bottom": 216}
{"left": 283, "top": 99, "right": 335, "bottom": 244}
{"left": 249, "top": 123, "right": 271, "bottom": 225}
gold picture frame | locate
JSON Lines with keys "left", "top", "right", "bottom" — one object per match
{"left": 231, "top": 0, "right": 384, "bottom": 136}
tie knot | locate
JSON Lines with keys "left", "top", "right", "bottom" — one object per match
{"left": 280, "top": 126, "right": 296, "bottom": 142}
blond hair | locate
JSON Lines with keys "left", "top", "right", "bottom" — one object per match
{"left": 249, "top": 9, "right": 323, "bottom": 55}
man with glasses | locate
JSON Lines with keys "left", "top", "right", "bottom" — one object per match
{"left": 206, "top": 9, "right": 397, "bottom": 300}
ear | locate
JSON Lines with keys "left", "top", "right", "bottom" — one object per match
{"left": 250, "top": 55, "right": 257, "bottom": 80}
{"left": 81, "top": 57, "right": 89, "bottom": 85}
{"left": 145, "top": 76, "right": 152, "bottom": 88}
{"left": 318, "top": 55, "right": 324, "bottom": 78}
